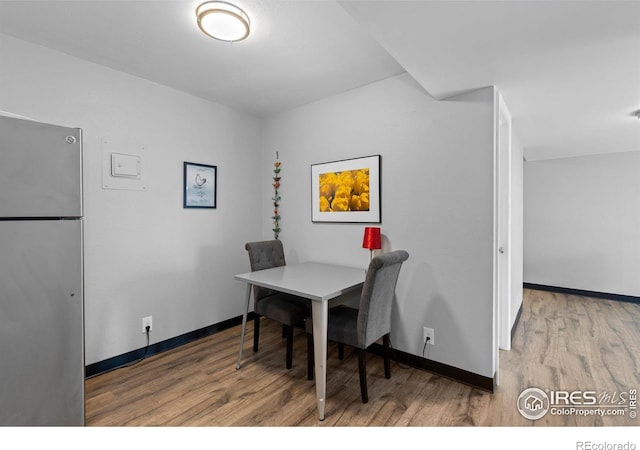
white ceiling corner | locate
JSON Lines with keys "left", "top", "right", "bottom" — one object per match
{"left": 1, "top": 0, "right": 639, "bottom": 161}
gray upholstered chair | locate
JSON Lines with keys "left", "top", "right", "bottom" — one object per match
{"left": 245, "top": 240, "right": 311, "bottom": 369}
{"left": 307, "top": 250, "right": 409, "bottom": 402}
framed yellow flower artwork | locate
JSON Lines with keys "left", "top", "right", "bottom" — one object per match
{"left": 311, "top": 154, "right": 381, "bottom": 223}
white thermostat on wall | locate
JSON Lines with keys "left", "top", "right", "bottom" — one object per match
{"left": 111, "top": 152, "right": 141, "bottom": 179}
{"left": 102, "top": 138, "right": 147, "bottom": 191}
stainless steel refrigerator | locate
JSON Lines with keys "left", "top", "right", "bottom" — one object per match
{"left": 0, "top": 115, "right": 84, "bottom": 426}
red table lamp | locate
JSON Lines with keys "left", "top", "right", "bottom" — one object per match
{"left": 362, "top": 227, "right": 381, "bottom": 262}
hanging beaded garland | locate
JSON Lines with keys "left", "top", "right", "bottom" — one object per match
{"left": 272, "top": 153, "right": 281, "bottom": 240}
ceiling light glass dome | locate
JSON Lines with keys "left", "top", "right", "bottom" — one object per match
{"left": 196, "top": 1, "right": 250, "bottom": 42}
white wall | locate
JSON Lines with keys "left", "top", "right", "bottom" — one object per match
{"left": 262, "top": 74, "right": 497, "bottom": 378}
{"left": 524, "top": 151, "right": 640, "bottom": 297}
{"left": 0, "top": 34, "right": 503, "bottom": 378}
{"left": 0, "top": 34, "right": 263, "bottom": 364}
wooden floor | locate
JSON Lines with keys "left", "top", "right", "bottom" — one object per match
{"left": 85, "top": 289, "right": 640, "bottom": 426}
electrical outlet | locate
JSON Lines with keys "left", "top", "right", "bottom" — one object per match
{"left": 423, "top": 327, "right": 435, "bottom": 345}
{"left": 142, "top": 316, "right": 152, "bottom": 333}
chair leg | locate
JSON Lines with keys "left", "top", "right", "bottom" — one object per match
{"left": 285, "top": 325, "right": 293, "bottom": 369}
{"left": 282, "top": 324, "right": 287, "bottom": 339}
{"left": 383, "top": 334, "right": 391, "bottom": 379}
{"left": 338, "top": 343, "right": 344, "bottom": 360}
{"left": 307, "top": 333, "right": 314, "bottom": 380}
{"left": 358, "top": 348, "right": 368, "bottom": 403}
{"left": 253, "top": 315, "right": 260, "bottom": 352}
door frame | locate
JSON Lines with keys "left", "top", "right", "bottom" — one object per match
{"left": 493, "top": 90, "right": 513, "bottom": 385}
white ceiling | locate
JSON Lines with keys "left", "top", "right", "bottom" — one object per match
{"left": 0, "top": 1, "right": 405, "bottom": 116}
{"left": 341, "top": 0, "right": 640, "bottom": 161}
{"left": 1, "top": 0, "right": 639, "bottom": 161}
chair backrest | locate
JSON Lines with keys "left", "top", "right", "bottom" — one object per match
{"left": 245, "top": 240, "right": 286, "bottom": 303}
{"left": 357, "top": 250, "right": 409, "bottom": 348}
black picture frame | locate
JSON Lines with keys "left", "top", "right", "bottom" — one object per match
{"left": 183, "top": 161, "right": 217, "bottom": 209}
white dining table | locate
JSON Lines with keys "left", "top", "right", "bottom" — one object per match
{"left": 234, "top": 261, "right": 365, "bottom": 421}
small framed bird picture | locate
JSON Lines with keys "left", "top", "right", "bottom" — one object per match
{"left": 184, "top": 161, "right": 217, "bottom": 209}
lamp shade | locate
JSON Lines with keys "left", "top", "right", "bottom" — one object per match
{"left": 362, "top": 227, "right": 381, "bottom": 250}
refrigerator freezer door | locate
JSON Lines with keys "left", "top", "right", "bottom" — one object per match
{"left": 0, "top": 220, "right": 84, "bottom": 425}
{"left": 0, "top": 115, "right": 82, "bottom": 218}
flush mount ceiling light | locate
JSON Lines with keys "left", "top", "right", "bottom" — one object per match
{"left": 196, "top": 1, "right": 250, "bottom": 42}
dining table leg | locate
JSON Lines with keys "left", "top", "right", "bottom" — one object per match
{"left": 235, "top": 283, "right": 252, "bottom": 370}
{"left": 311, "top": 300, "right": 328, "bottom": 420}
